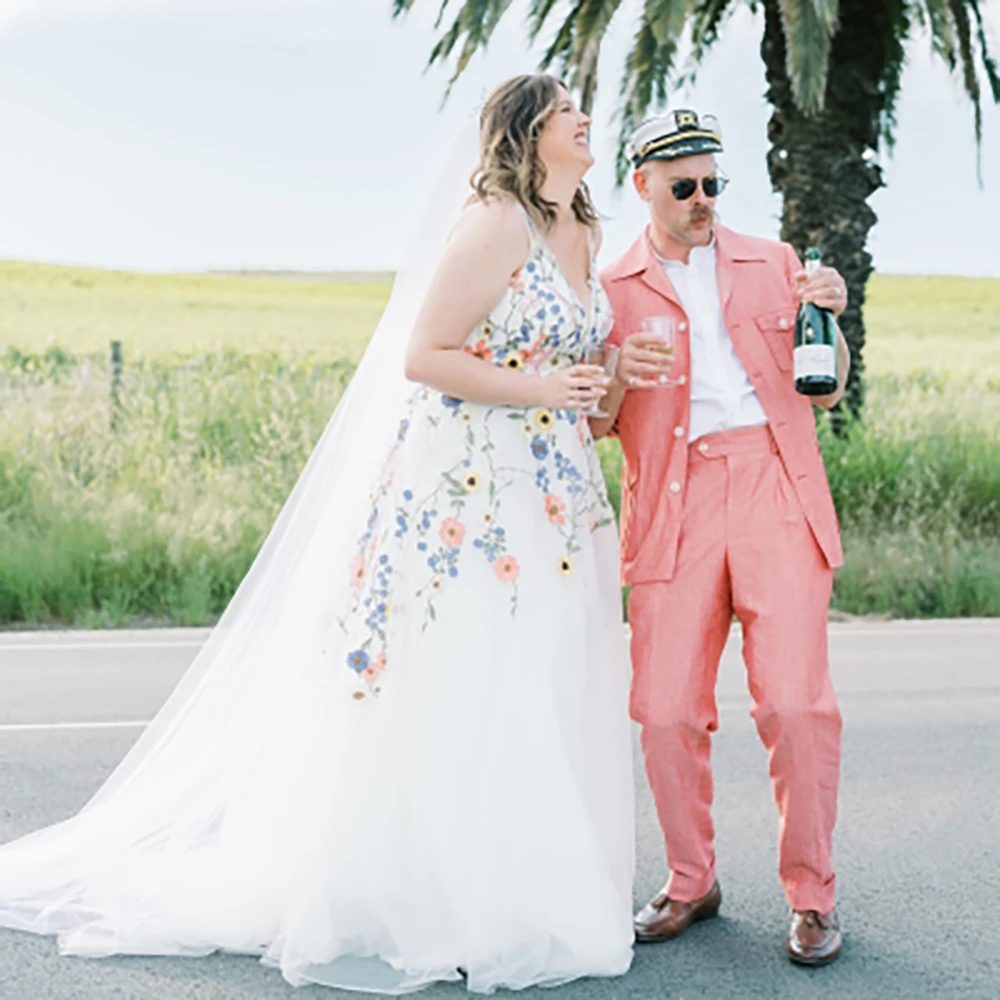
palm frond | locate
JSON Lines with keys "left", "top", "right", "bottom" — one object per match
{"left": 427, "top": 0, "right": 516, "bottom": 97}
{"left": 947, "top": 0, "right": 982, "bottom": 146}
{"left": 534, "top": 0, "right": 624, "bottom": 113}
{"left": 920, "top": 0, "right": 957, "bottom": 66}
{"left": 528, "top": 0, "right": 563, "bottom": 42}
{"left": 615, "top": 0, "right": 692, "bottom": 182}
{"left": 435, "top": 0, "right": 456, "bottom": 29}
{"left": 689, "top": 0, "right": 736, "bottom": 62}
{"left": 777, "top": 0, "right": 840, "bottom": 113}
{"left": 969, "top": 0, "right": 1000, "bottom": 101}
{"left": 878, "top": 0, "right": 915, "bottom": 153}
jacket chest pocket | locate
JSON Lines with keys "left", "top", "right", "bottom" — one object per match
{"left": 753, "top": 307, "right": 798, "bottom": 372}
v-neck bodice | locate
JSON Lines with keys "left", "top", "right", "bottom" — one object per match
{"left": 461, "top": 209, "right": 612, "bottom": 374}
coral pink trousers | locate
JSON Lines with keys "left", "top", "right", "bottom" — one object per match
{"left": 629, "top": 425, "right": 841, "bottom": 913}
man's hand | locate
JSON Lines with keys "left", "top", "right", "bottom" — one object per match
{"left": 615, "top": 332, "right": 676, "bottom": 389}
{"left": 795, "top": 265, "right": 848, "bottom": 317}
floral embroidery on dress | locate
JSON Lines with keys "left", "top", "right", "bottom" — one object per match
{"left": 337, "top": 216, "right": 614, "bottom": 700}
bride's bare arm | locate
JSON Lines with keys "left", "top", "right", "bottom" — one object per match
{"left": 404, "top": 200, "right": 604, "bottom": 411}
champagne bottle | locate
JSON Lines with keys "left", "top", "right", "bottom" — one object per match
{"left": 794, "top": 248, "right": 838, "bottom": 396}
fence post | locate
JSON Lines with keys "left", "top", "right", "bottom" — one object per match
{"left": 110, "top": 340, "right": 123, "bottom": 429}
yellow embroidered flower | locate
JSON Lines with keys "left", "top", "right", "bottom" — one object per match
{"left": 559, "top": 556, "right": 574, "bottom": 576}
{"left": 535, "top": 409, "right": 554, "bottom": 430}
{"left": 463, "top": 472, "right": 481, "bottom": 493}
{"left": 504, "top": 353, "right": 523, "bottom": 370}
{"left": 352, "top": 689, "right": 367, "bottom": 701}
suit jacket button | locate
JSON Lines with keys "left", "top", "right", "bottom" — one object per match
{"left": 668, "top": 481, "right": 681, "bottom": 493}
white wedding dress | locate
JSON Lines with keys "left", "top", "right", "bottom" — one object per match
{"left": 0, "top": 189, "right": 635, "bottom": 992}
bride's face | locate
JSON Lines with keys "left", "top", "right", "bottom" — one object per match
{"left": 536, "top": 87, "right": 593, "bottom": 175}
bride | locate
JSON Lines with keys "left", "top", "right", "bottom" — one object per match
{"left": 0, "top": 74, "right": 635, "bottom": 994}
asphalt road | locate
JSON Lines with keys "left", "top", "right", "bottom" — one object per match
{"left": 1, "top": 621, "right": 998, "bottom": 1000}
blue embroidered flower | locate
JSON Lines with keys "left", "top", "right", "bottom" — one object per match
{"left": 347, "top": 649, "right": 369, "bottom": 673}
{"left": 531, "top": 437, "right": 549, "bottom": 460}
{"left": 442, "top": 395, "right": 462, "bottom": 410}
{"left": 403, "top": 489, "right": 414, "bottom": 501}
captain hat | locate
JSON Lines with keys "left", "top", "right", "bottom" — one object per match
{"left": 627, "top": 109, "right": 723, "bottom": 169}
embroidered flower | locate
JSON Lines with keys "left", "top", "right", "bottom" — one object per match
{"left": 363, "top": 652, "right": 387, "bottom": 684}
{"left": 465, "top": 339, "right": 494, "bottom": 363}
{"left": 440, "top": 518, "right": 466, "bottom": 547}
{"left": 347, "top": 649, "right": 370, "bottom": 673}
{"left": 545, "top": 495, "right": 567, "bottom": 526}
{"left": 531, "top": 437, "right": 549, "bottom": 461}
{"left": 463, "top": 472, "right": 481, "bottom": 493}
{"left": 493, "top": 555, "right": 520, "bottom": 583}
{"left": 535, "top": 409, "right": 555, "bottom": 430}
{"left": 504, "top": 353, "right": 524, "bottom": 370}
{"left": 442, "top": 394, "right": 462, "bottom": 410}
{"left": 559, "top": 556, "right": 574, "bottom": 576}
{"left": 350, "top": 554, "right": 365, "bottom": 588}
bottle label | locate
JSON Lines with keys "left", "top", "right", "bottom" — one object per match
{"left": 794, "top": 344, "right": 836, "bottom": 380}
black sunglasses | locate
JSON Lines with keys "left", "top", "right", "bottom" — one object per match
{"left": 670, "top": 175, "right": 729, "bottom": 200}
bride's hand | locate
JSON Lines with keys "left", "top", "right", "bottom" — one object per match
{"left": 536, "top": 365, "right": 608, "bottom": 411}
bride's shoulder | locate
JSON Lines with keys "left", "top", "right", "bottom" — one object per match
{"left": 456, "top": 197, "right": 527, "bottom": 237}
{"left": 448, "top": 197, "right": 530, "bottom": 262}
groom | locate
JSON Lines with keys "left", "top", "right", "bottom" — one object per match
{"left": 595, "top": 110, "right": 850, "bottom": 966}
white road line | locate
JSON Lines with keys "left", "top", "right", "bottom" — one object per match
{"left": 0, "top": 642, "right": 205, "bottom": 653}
{"left": 0, "top": 625, "right": 996, "bottom": 659}
{"left": 0, "top": 721, "right": 150, "bottom": 733}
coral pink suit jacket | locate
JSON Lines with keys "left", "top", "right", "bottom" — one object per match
{"left": 601, "top": 225, "right": 844, "bottom": 585}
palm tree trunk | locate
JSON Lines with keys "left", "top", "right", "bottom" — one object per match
{"left": 761, "top": 0, "right": 906, "bottom": 422}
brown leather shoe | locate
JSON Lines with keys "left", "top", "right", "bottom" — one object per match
{"left": 787, "top": 907, "right": 842, "bottom": 966}
{"left": 633, "top": 881, "right": 722, "bottom": 943}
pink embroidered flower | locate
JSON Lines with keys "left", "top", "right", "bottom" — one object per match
{"left": 440, "top": 518, "right": 466, "bottom": 547}
{"left": 363, "top": 652, "right": 386, "bottom": 684}
{"left": 464, "top": 339, "right": 494, "bottom": 363}
{"left": 350, "top": 554, "right": 365, "bottom": 587}
{"left": 493, "top": 554, "right": 520, "bottom": 583}
{"left": 544, "top": 495, "right": 566, "bottom": 526}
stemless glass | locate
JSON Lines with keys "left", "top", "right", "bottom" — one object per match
{"left": 640, "top": 315, "right": 679, "bottom": 387}
{"left": 581, "top": 344, "right": 621, "bottom": 417}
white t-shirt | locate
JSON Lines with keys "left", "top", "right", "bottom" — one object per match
{"left": 658, "top": 240, "right": 768, "bottom": 443}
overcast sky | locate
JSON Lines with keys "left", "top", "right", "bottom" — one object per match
{"left": 0, "top": 0, "right": 997, "bottom": 275}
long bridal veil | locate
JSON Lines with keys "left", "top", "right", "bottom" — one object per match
{"left": 0, "top": 116, "right": 482, "bottom": 967}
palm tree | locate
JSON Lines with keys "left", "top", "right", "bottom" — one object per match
{"left": 391, "top": 0, "right": 999, "bottom": 418}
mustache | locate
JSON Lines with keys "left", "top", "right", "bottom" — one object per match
{"left": 689, "top": 206, "right": 715, "bottom": 221}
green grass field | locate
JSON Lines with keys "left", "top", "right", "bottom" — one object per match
{"left": 1, "top": 259, "right": 998, "bottom": 625}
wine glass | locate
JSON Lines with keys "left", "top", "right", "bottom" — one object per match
{"left": 640, "top": 315, "right": 679, "bottom": 387}
{"left": 580, "top": 344, "right": 621, "bottom": 417}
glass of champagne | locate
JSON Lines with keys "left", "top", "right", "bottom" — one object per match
{"left": 640, "top": 315, "right": 679, "bottom": 387}
{"left": 581, "top": 344, "right": 621, "bottom": 417}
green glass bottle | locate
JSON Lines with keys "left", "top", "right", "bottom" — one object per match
{"left": 794, "top": 248, "right": 838, "bottom": 396}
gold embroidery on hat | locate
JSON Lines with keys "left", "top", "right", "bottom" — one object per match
{"left": 675, "top": 111, "right": 698, "bottom": 128}
{"left": 637, "top": 130, "right": 721, "bottom": 159}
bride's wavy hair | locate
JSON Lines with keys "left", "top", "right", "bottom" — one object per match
{"left": 472, "top": 73, "right": 599, "bottom": 234}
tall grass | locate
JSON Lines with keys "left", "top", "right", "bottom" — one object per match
{"left": 1, "top": 262, "right": 998, "bottom": 625}
{"left": 0, "top": 347, "right": 351, "bottom": 626}
{"left": 3, "top": 344, "right": 998, "bottom": 625}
